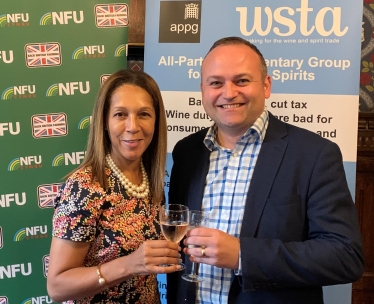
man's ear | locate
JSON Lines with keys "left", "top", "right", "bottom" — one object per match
{"left": 264, "top": 75, "right": 272, "bottom": 99}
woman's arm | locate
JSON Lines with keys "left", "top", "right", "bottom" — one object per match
{"left": 47, "top": 237, "right": 181, "bottom": 302}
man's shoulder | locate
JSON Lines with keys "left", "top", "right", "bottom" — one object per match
{"left": 269, "top": 113, "right": 335, "bottom": 145}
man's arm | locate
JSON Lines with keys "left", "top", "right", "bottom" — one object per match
{"left": 238, "top": 140, "right": 364, "bottom": 291}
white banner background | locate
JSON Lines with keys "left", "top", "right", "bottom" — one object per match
{"left": 144, "top": 1, "right": 363, "bottom": 302}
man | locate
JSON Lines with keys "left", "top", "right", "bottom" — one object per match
{"left": 167, "top": 36, "right": 364, "bottom": 304}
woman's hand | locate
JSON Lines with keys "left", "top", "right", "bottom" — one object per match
{"left": 128, "top": 240, "right": 182, "bottom": 275}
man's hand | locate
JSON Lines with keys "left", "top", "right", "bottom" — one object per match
{"left": 184, "top": 227, "right": 240, "bottom": 269}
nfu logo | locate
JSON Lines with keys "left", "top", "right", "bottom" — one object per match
{"left": 159, "top": 1, "right": 201, "bottom": 43}
{"left": 72, "top": 45, "right": 105, "bottom": 59}
{"left": 14, "top": 225, "right": 48, "bottom": 241}
{"left": 22, "top": 296, "right": 53, "bottom": 304}
{"left": 0, "top": 122, "right": 20, "bottom": 136}
{"left": 1, "top": 85, "right": 36, "bottom": 100}
{"left": 40, "top": 11, "right": 84, "bottom": 25}
{"left": 52, "top": 151, "right": 86, "bottom": 167}
{"left": 0, "top": 13, "right": 29, "bottom": 27}
{"left": 0, "top": 263, "right": 32, "bottom": 279}
{"left": 0, "top": 50, "right": 14, "bottom": 64}
{"left": 46, "top": 81, "right": 90, "bottom": 96}
{"left": 0, "top": 192, "right": 26, "bottom": 208}
{"left": 78, "top": 116, "right": 91, "bottom": 130}
{"left": 236, "top": 0, "right": 348, "bottom": 37}
{"left": 8, "top": 156, "right": 42, "bottom": 171}
{"left": 114, "top": 44, "right": 127, "bottom": 57}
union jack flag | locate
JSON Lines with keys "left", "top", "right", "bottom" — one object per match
{"left": 95, "top": 4, "right": 129, "bottom": 28}
{"left": 38, "top": 183, "right": 63, "bottom": 208}
{"left": 0, "top": 297, "right": 8, "bottom": 304}
{"left": 43, "top": 255, "right": 49, "bottom": 278}
{"left": 32, "top": 113, "right": 68, "bottom": 138}
{"left": 25, "top": 42, "right": 61, "bottom": 68}
{"left": 101, "top": 74, "right": 111, "bottom": 84}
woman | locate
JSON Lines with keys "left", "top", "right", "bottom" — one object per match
{"left": 47, "top": 69, "right": 181, "bottom": 303}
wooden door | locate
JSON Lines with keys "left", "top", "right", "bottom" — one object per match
{"left": 352, "top": 112, "right": 374, "bottom": 303}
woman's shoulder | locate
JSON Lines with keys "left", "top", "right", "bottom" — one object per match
{"left": 63, "top": 166, "right": 106, "bottom": 195}
{"left": 64, "top": 166, "right": 90, "bottom": 185}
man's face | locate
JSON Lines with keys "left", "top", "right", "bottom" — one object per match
{"left": 200, "top": 44, "right": 271, "bottom": 140}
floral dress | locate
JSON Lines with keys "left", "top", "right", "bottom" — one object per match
{"left": 52, "top": 166, "right": 162, "bottom": 304}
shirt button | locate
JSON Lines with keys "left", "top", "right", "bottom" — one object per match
{"left": 223, "top": 213, "right": 229, "bottom": 220}
{"left": 215, "top": 280, "right": 219, "bottom": 285}
{"left": 232, "top": 152, "right": 238, "bottom": 157}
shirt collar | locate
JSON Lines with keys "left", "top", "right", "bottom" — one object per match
{"left": 204, "top": 109, "right": 269, "bottom": 151}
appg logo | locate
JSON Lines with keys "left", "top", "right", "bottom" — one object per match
{"left": 8, "top": 156, "right": 42, "bottom": 171}
{"left": 0, "top": 13, "right": 29, "bottom": 27}
{"left": 78, "top": 116, "right": 91, "bottom": 130}
{"left": 159, "top": 1, "right": 201, "bottom": 43}
{"left": 72, "top": 45, "right": 105, "bottom": 59}
{"left": 1, "top": 85, "right": 36, "bottom": 100}
{"left": 95, "top": 4, "right": 129, "bottom": 28}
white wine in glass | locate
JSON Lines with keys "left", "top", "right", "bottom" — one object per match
{"left": 181, "top": 210, "right": 209, "bottom": 282}
{"left": 160, "top": 204, "right": 189, "bottom": 270}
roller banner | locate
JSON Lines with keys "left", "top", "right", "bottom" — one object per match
{"left": 144, "top": 1, "right": 363, "bottom": 303}
{"left": 0, "top": 1, "right": 129, "bottom": 302}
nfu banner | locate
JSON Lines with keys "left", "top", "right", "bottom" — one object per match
{"left": 0, "top": 1, "right": 128, "bottom": 303}
{"left": 144, "top": 0, "right": 362, "bottom": 303}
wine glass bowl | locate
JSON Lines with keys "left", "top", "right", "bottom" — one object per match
{"left": 181, "top": 210, "right": 209, "bottom": 282}
{"left": 160, "top": 204, "right": 189, "bottom": 270}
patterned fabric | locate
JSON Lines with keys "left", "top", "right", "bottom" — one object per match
{"left": 52, "top": 166, "right": 162, "bottom": 304}
{"left": 197, "top": 110, "right": 269, "bottom": 304}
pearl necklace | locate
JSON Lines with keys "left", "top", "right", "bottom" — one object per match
{"left": 106, "top": 154, "right": 150, "bottom": 199}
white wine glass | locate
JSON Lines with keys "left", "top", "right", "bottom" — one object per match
{"left": 181, "top": 210, "right": 209, "bottom": 282}
{"left": 160, "top": 204, "right": 189, "bottom": 270}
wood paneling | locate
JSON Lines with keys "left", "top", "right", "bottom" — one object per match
{"left": 128, "top": 0, "right": 145, "bottom": 45}
{"left": 352, "top": 112, "right": 374, "bottom": 304}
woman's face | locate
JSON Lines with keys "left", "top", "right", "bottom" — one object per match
{"left": 107, "top": 84, "right": 156, "bottom": 168}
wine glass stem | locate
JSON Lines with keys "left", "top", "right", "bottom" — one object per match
{"left": 191, "top": 262, "right": 200, "bottom": 275}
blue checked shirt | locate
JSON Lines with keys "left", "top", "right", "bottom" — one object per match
{"left": 197, "top": 110, "right": 269, "bottom": 304}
